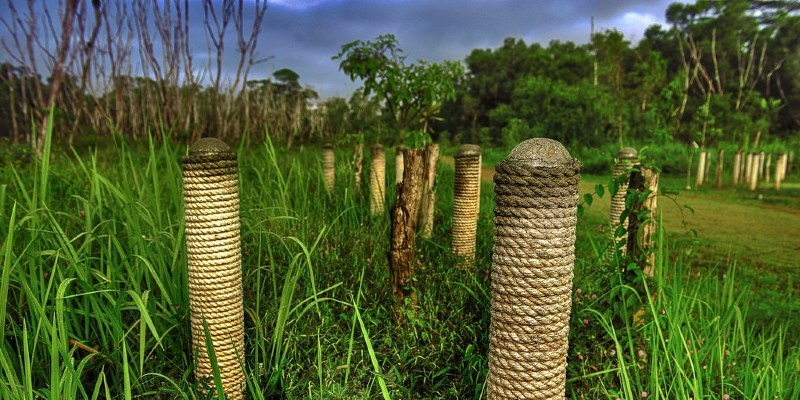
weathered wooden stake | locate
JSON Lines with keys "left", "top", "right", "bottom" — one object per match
{"left": 389, "top": 148, "right": 424, "bottom": 315}
{"left": 370, "top": 144, "right": 386, "bottom": 215}
{"left": 353, "top": 143, "right": 364, "bottom": 189}
{"left": 626, "top": 166, "right": 660, "bottom": 277}
{"left": 418, "top": 142, "right": 440, "bottom": 238}
{"left": 323, "top": 143, "right": 335, "bottom": 191}
{"left": 452, "top": 144, "right": 482, "bottom": 268}
{"left": 182, "top": 138, "right": 245, "bottom": 399}
{"left": 749, "top": 153, "right": 760, "bottom": 191}
{"left": 488, "top": 138, "right": 581, "bottom": 399}
{"left": 732, "top": 150, "right": 742, "bottom": 185}
{"left": 395, "top": 145, "right": 405, "bottom": 185}
{"left": 696, "top": 150, "right": 706, "bottom": 187}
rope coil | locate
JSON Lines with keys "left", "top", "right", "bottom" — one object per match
{"left": 488, "top": 138, "right": 580, "bottom": 400}
{"left": 323, "top": 143, "right": 335, "bottom": 191}
{"left": 608, "top": 147, "right": 637, "bottom": 255}
{"left": 453, "top": 144, "right": 481, "bottom": 267}
{"left": 370, "top": 144, "right": 386, "bottom": 215}
{"left": 182, "top": 138, "right": 245, "bottom": 399}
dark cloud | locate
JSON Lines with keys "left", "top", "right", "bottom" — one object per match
{"left": 258, "top": 0, "right": 681, "bottom": 97}
{"left": 0, "top": 0, "right": 684, "bottom": 98}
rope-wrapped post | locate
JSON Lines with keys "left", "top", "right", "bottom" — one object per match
{"left": 744, "top": 152, "right": 754, "bottom": 184}
{"left": 395, "top": 145, "right": 405, "bottom": 185}
{"left": 182, "top": 138, "right": 245, "bottom": 399}
{"left": 452, "top": 144, "right": 482, "bottom": 268}
{"left": 488, "top": 138, "right": 581, "bottom": 399}
{"left": 732, "top": 150, "right": 742, "bottom": 185}
{"left": 715, "top": 148, "right": 724, "bottom": 188}
{"left": 774, "top": 153, "right": 785, "bottom": 191}
{"left": 370, "top": 144, "right": 386, "bottom": 215}
{"left": 765, "top": 153, "right": 772, "bottom": 183}
{"left": 323, "top": 143, "right": 335, "bottom": 191}
{"left": 609, "top": 147, "right": 637, "bottom": 255}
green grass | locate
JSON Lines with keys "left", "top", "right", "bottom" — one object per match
{"left": 0, "top": 125, "right": 798, "bottom": 398}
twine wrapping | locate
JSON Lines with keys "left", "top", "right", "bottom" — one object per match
{"left": 452, "top": 144, "right": 482, "bottom": 268}
{"left": 396, "top": 145, "right": 405, "bottom": 185}
{"left": 323, "top": 143, "right": 335, "bottom": 191}
{"left": 488, "top": 138, "right": 581, "bottom": 400}
{"left": 370, "top": 144, "right": 386, "bottom": 215}
{"left": 609, "top": 147, "right": 637, "bottom": 256}
{"left": 182, "top": 138, "right": 245, "bottom": 399}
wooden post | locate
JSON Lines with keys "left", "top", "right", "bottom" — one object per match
{"left": 389, "top": 148, "right": 424, "bottom": 315}
{"left": 765, "top": 154, "right": 772, "bottom": 184}
{"left": 758, "top": 151, "right": 766, "bottom": 182}
{"left": 749, "top": 153, "right": 760, "bottom": 191}
{"left": 695, "top": 150, "right": 706, "bottom": 187}
{"left": 353, "top": 143, "right": 364, "bottom": 189}
{"left": 774, "top": 153, "right": 784, "bottom": 190}
{"left": 732, "top": 150, "right": 742, "bottom": 185}
{"left": 395, "top": 145, "right": 405, "bottom": 185}
{"left": 418, "top": 142, "right": 439, "bottom": 238}
{"left": 744, "top": 153, "right": 754, "bottom": 184}
{"left": 715, "top": 148, "right": 724, "bottom": 188}
{"left": 626, "top": 165, "right": 660, "bottom": 277}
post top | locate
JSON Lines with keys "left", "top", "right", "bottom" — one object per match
{"left": 457, "top": 144, "right": 481, "bottom": 157}
{"left": 617, "top": 147, "right": 638, "bottom": 160}
{"left": 189, "top": 138, "right": 231, "bottom": 155}
{"left": 371, "top": 143, "right": 384, "bottom": 151}
{"left": 505, "top": 138, "right": 572, "bottom": 167}
{"left": 324, "top": 143, "right": 333, "bottom": 149}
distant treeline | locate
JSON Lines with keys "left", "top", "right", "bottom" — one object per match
{"left": 0, "top": 0, "right": 797, "bottom": 154}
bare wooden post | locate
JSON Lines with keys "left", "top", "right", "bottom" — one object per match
{"left": 774, "top": 153, "right": 784, "bottom": 190}
{"left": 744, "top": 153, "right": 754, "bottom": 184}
{"left": 452, "top": 144, "right": 482, "bottom": 268}
{"left": 626, "top": 166, "right": 660, "bottom": 277}
{"left": 488, "top": 138, "right": 581, "bottom": 399}
{"left": 758, "top": 151, "right": 766, "bottom": 182}
{"left": 370, "top": 144, "right": 386, "bottom": 215}
{"left": 182, "top": 138, "right": 245, "bottom": 399}
{"left": 395, "top": 145, "right": 405, "bottom": 185}
{"left": 696, "top": 150, "right": 707, "bottom": 187}
{"left": 609, "top": 147, "right": 637, "bottom": 255}
{"left": 323, "top": 143, "right": 335, "bottom": 191}
{"left": 732, "top": 150, "right": 742, "bottom": 185}
{"left": 353, "top": 143, "right": 364, "bottom": 189}
{"left": 715, "top": 148, "right": 724, "bottom": 188}
{"left": 765, "top": 154, "right": 772, "bottom": 184}
{"left": 418, "top": 142, "right": 440, "bottom": 238}
{"left": 749, "top": 153, "right": 760, "bottom": 191}
{"left": 389, "top": 148, "right": 424, "bottom": 315}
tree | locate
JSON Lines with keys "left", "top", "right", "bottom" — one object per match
{"left": 333, "top": 34, "right": 463, "bottom": 140}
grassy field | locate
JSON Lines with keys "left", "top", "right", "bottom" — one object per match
{"left": 1, "top": 131, "right": 799, "bottom": 399}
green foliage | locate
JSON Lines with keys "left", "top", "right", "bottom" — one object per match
{"left": 333, "top": 34, "right": 464, "bottom": 138}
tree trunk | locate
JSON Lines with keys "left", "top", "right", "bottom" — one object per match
{"left": 389, "top": 149, "right": 424, "bottom": 318}
{"left": 418, "top": 143, "right": 439, "bottom": 238}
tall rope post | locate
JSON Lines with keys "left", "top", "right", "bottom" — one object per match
{"left": 608, "top": 147, "right": 637, "bottom": 256}
{"left": 488, "top": 138, "right": 581, "bottom": 399}
{"left": 370, "top": 144, "right": 386, "bottom": 215}
{"left": 323, "top": 143, "right": 335, "bottom": 191}
{"left": 353, "top": 143, "right": 364, "bottom": 190}
{"left": 182, "top": 138, "right": 245, "bottom": 399}
{"left": 452, "top": 144, "right": 482, "bottom": 268}
{"left": 395, "top": 145, "right": 405, "bottom": 185}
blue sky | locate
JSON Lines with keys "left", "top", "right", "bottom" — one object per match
{"left": 0, "top": 0, "right": 685, "bottom": 98}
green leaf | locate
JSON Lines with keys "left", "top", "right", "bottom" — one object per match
{"left": 595, "top": 184, "right": 605, "bottom": 197}
{"left": 583, "top": 193, "right": 593, "bottom": 206}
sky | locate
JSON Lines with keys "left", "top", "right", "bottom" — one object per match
{"left": 259, "top": 0, "right": 683, "bottom": 98}
{"left": 0, "top": 0, "right": 686, "bottom": 99}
